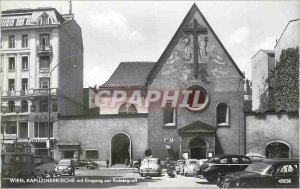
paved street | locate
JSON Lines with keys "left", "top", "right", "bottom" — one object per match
{"left": 2, "top": 167, "right": 216, "bottom": 188}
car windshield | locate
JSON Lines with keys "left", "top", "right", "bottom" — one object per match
{"left": 207, "top": 158, "right": 218, "bottom": 163}
{"left": 245, "top": 162, "right": 273, "bottom": 175}
{"left": 189, "top": 161, "right": 198, "bottom": 165}
{"left": 59, "top": 160, "right": 71, "bottom": 165}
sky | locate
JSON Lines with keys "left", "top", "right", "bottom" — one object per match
{"left": 1, "top": 1, "right": 299, "bottom": 87}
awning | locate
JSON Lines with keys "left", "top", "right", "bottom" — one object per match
{"left": 178, "top": 120, "right": 216, "bottom": 134}
{"left": 57, "top": 141, "right": 80, "bottom": 146}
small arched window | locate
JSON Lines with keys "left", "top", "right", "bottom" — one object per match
{"left": 118, "top": 103, "right": 137, "bottom": 114}
{"left": 8, "top": 101, "right": 15, "bottom": 113}
{"left": 216, "top": 102, "right": 229, "bottom": 126}
{"left": 37, "top": 12, "right": 54, "bottom": 25}
{"left": 21, "top": 100, "right": 28, "bottom": 113}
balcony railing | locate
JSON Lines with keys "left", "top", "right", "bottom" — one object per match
{"left": 37, "top": 45, "right": 52, "bottom": 54}
{"left": 1, "top": 88, "right": 58, "bottom": 97}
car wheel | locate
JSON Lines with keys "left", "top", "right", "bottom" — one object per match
{"left": 206, "top": 177, "right": 216, "bottom": 184}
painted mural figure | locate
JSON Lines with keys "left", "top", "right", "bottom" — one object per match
{"left": 180, "top": 64, "right": 192, "bottom": 81}
{"left": 198, "top": 35, "right": 208, "bottom": 62}
{"left": 183, "top": 35, "right": 192, "bottom": 61}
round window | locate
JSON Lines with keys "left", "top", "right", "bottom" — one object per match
{"left": 184, "top": 85, "right": 209, "bottom": 111}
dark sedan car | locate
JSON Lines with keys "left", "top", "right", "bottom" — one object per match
{"left": 198, "top": 154, "right": 252, "bottom": 183}
{"left": 217, "top": 159, "right": 299, "bottom": 188}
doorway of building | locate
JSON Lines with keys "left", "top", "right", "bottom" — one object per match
{"left": 189, "top": 137, "right": 207, "bottom": 159}
{"left": 111, "top": 133, "right": 131, "bottom": 165}
{"left": 266, "top": 142, "right": 290, "bottom": 158}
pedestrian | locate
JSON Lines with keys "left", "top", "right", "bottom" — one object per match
{"left": 125, "top": 158, "right": 129, "bottom": 166}
{"left": 106, "top": 159, "right": 109, "bottom": 168}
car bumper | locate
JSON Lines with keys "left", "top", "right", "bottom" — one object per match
{"left": 140, "top": 169, "right": 161, "bottom": 175}
{"left": 56, "top": 169, "right": 72, "bottom": 175}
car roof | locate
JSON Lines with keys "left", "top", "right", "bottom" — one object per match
{"left": 212, "top": 154, "right": 249, "bottom": 159}
{"left": 261, "top": 158, "right": 299, "bottom": 165}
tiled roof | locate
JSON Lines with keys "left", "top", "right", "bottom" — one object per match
{"left": 101, "top": 62, "right": 156, "bottom": 88}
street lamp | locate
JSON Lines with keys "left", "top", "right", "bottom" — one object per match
{"left": 47, "top": 55, "right": 78, "bottom": 156}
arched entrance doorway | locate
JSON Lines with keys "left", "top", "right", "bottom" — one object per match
{"left": 265, "top": 141, "right": 290, "bottom": 158}
{"left": 189, "top": 137, "right": 207, "bottom": 159}
{"left": 111, "top": 132, "right": 131, "bottom": 165}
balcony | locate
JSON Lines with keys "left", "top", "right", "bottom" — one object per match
{"left": 1, "top": 88, "right": 58, "bottom": 98}
{"left": 37, "top": 45, "right": 52, "bottom": 55}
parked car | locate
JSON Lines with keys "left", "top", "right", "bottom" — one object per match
{"left": 181, "top": 159, "right": 200, "bottom": 176}
{"left": 198, "top": 154, "right": 252, "bottom": 183}
{"left": 86, "top": 161, "right": 99, "bottom": 169}
{"left": 175, "top": 160, "right": 184, "bottom": 174}
{"left": 198, "top": 159, "right": 208, "bottom": 166}
{"left": 246, "top": 152, "right": 266, "bottom": 162}
{"left": 76, "top": 160, "right": 90, "bottom": 168}
{"left": 217, "top": 159, "right": 299, "bottom": 188}
{"left": 139, "top": 158, "right": 162, "bottom": 177}
{"left": 55, "top": 159, "right": 76, "bottom": 176}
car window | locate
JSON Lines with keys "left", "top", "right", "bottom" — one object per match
{"left": 189, "top": 161, "right": 198, "bottom": 165}
{"left": 220, "top": 158, "right": 228, "bottom": 164}
{"left": 241, "top": 157, "right": 251, "bottom": 164}
{"left": 231, "top": 157, "right": 239, "bottom": 164}
{"left": 276, "top": 164, "right": 298, "bottom": 176}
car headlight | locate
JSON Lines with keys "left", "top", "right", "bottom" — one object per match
{"left": 67, "top": 167, "right": 71, "bottom": 170}
{"left": 236, "top": 181, "right": 241, "bottom": 187}
{"left": 4, "top": 170, "right": 10, "bottom": 176}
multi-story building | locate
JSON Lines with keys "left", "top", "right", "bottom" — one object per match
{"left": 0, "top": 7, "right": 83, "bottom": 158}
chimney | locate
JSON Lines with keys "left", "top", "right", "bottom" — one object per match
{"left": 69, "top": 1, "right": 72, "bottom": 14}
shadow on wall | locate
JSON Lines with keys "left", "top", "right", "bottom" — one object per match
{"left": 215, "top": 135, "right": 224, "bottom": 155}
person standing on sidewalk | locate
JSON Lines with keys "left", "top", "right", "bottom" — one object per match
{"left": 106, "top": 159, "right": 109, "bottom": 168}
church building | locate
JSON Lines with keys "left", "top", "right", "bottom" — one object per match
{"left": 56, "top": 4, "right": 245, "bottom": 165}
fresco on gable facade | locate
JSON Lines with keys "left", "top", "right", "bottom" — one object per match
{"left": 161, "top": 17, "right": 233, "bottom": 82}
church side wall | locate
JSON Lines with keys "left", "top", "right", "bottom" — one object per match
{"left": 56, "top": 116, "right": 148, "bottom": 162}
{"left": 245, "top": 112, "right": 299, "bottom": 158}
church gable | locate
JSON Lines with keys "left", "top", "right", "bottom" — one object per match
{"left": 147, "top": 4, "right": 244, "bottom": 86}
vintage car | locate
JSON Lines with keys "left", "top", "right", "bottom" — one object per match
{"left": 198, "top": 154, "right": 252, "bottom": 183}
{"left": 139, "top": 158, "right": 162, "bottom": 177}
{"left": 76, "top": 159, "right": 90, "bottom": 168}
{"left": 246, "top": 152, "right": 266, "bottom": 162}
{"left": 217, "top": 159, "right": 299, "bottom": 188}
{"left": 181, "top": 159, "right": 200, "bottom": 176}
{"left": 55, "top": 159, "right": 76, "bottom": 176}
{"left": 86, "top": 161, "right": 99, "bottom": 169}
{"left": 175, "top": 160, "right": 185, "bottom": 174}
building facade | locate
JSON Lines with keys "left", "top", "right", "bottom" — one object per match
{"left": 58, "top": 4, "right": 245, "bottom": 164}
{"left": 0, "top": 7, "right": 83, "bottom": 158}
{"left": 246, "top": 19, "right": 299, "bottom": 159}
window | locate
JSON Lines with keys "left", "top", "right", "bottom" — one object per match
{"left": 39, "top": 56, "right": 50, "bottom": 69}
{"left": 34, "top": 122, "right": 53, "bottom": 138}
{"left": 118, "top": 103, "right": 138, "bottom": 114}
{"left": 9, "top": 35, "right": 15, "bottom": 48}
{"left": 276, "top": 164, "right": 298, "bottom": 176}
{"left": 241, "top": 157, "right": 251, "bottom": 164}
{"left": 40, "top": 34, "right": 50, "bottom": 46}
{"left": 220, "top": 157, "right": 228, "bottom": 164}
{"left": 39, "top": 78, "right": 49, "bottom": 88}
{"left": 21, "top": 78, "right": 28, "bottom": 91}
{"left": 86, "top": 150, "right": 98, "bottom": 159}
{"left": 163, "top": 103, "right": 176, "bottom": 126}
{"left": 19, "top": 122, "right": 28, "bottom": 138}
{"left": 21, "top": 35, "right": 28, "bottom": 48}
{"left": 8, "top": 57, "right": 15, "bottom": 70}
{"left": 22, "top": 57, "right": 28, "bottom": 70}
{"left": 231, "top": 157, "right": 239, "bottom": 164}
{"left": 216, "top": 102, "right": 229, "bottom": 126}
{"left": 8, "top": 101, "right": 15, "bottom": 113}
{"left": 21, "top": 100, "right": 28, "bottom": 112}
{"left": 6, "top": 122, "right": 17, "bottom": 134}
{"left": 8, "top": 79, "right": 15, "bottom": 91}
{"left": 39, "top": 99, "right": 48, "bottom": 112}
